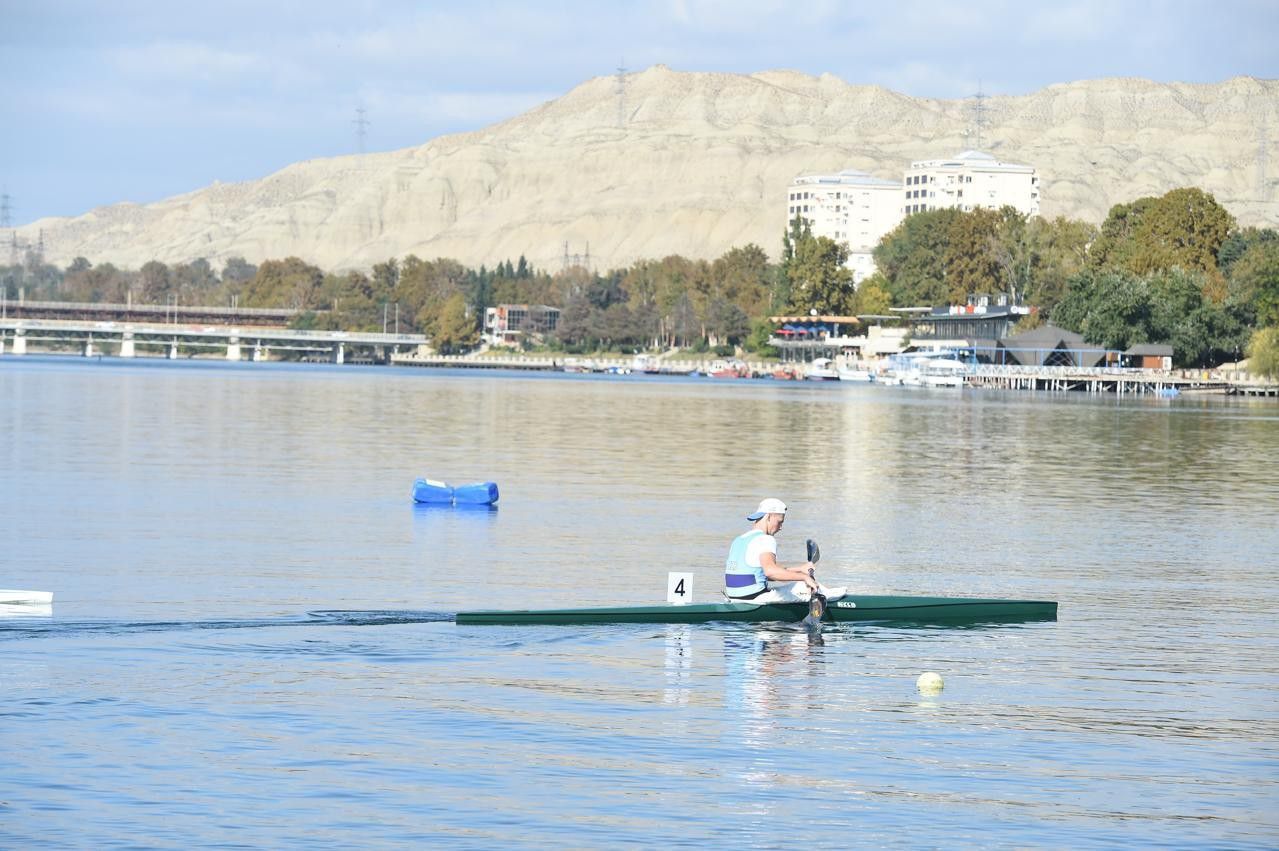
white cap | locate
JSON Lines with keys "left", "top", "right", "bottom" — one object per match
{"left": 747, "top": 498, "right": 788, "bottom": 521}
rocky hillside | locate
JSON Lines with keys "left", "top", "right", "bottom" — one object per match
{"left": 20, "top": 66, "right": 1279, "bottom": 272}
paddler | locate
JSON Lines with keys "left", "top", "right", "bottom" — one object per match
{"left": 724, "top": 498, "right": 844, "bottom": 603}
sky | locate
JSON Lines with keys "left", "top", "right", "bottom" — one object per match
{"left": 3, "top": 0, "right": 1278, "bottom": 225}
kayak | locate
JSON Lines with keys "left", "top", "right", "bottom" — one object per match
{"left": 455, "top": 594, "right": 1057, "bottom": 626}
{"left": 0, "top": 589, "right": 53, "bottom": 605}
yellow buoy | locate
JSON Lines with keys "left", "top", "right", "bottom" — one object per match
{"left": 916, "top": 671, "right": 944, "bottom": 694}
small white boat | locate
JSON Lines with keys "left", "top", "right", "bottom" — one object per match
{"left": 921, "top": 358, "right": 970, "bottom": 388}
{"left": 630, "top": 354, "right": 661, "bottom": 374}
{"left": 0, "top": 589, "right": 53, "bottom": 605}
{"left": 836, "top": 359, "right": 873, "bottom": 382}
{"left": 805, "top": 357, "right": 840, "bottom": 381}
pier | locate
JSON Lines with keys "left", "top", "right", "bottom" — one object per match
{"left": 968, "top": 364, "right": 1224, "bottom": 395}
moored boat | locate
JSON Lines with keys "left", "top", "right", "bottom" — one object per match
{"left": 836, "top": 358, "right": 873, "bottom": 382}
{"left": 804, "top": 357, "right": 840, "bottom": 381}
{"left": 709, "top": 359, "right": 751, "bottom": 378}
{"left": 456, "top": 594, "right": 1057, "bottom": 625}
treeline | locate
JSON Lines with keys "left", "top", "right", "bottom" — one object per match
{"left": 3, "top": 186, "right": 1277, "bottom": 373}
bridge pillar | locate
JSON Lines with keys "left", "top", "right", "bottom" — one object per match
{"left": 0, "top": 336, "right": 5, "bottom": 355}
{"left": 252, "top": 342, "right": 266, "bottom": 362}
{"left": 333, "top": 343, "right": 345, "bottom": 364}
{"left": 168, "top": 341, "right": 179, "bottom": 360}
{"left": 83, "top": 337, "right": 96, "bottom": 357}
{"left": 119, "top": 331, "right": 135, "bottom": 358}
{"left": 12, "top": 330, "right": 26, "bottom": 355}
{"left": 227, "top": 335, "right": 241, "bottom": 361}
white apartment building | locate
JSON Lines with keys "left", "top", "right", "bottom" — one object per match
{"left": 787, "top": 170, "right": 902, "bottom": 283}
{"left": 902, "top": 150, "right": 1040, "bottom": 217}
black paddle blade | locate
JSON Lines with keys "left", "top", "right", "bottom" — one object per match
{"left": 806, "top": 538, "right": 820, "bottom": 563}
{"left": 801, "top": 591, "right": 827, "bottom": 629}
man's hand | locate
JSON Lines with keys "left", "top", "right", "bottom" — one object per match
{"left": 802, "top": 564, "right": 819, "bottom": 590}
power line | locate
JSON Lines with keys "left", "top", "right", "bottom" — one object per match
{"left": 965, "top": 81, "right": 993, "bottom": 151}
{"left": 352, "top": 105, "right": 370, "bottom": 154}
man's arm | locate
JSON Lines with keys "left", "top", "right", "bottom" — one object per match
{"left": 759, "top": 552, "right": 818, "bottom": 588}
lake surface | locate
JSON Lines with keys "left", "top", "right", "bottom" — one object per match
{"left": 2, "top": 356, "right": 1277, "bottom": 848}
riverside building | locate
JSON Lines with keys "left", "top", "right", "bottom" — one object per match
{"left": 786, "top": 170, "right": 902, "bottom": 283}
{"left": 787, "top": 152, "right": 1040, "bottom": 284}
{"left": 902, "top": 150, "right": 1039, "bottom": 216}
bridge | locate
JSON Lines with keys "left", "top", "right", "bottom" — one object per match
{"left": 0, "top": 317, "right": 427, "bottom": 364}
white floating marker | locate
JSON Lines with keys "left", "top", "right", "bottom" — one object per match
{"left": 916, "top": 671, "right": 944, "bottom": 694}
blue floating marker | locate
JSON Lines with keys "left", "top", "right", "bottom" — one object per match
{"left": 454, "top": 481, "right": 500, "bottom": 506}
{"left": 412, "top": 478, "right": 455, "bottom": 504}
{"left": 412, "top": 478, "right": 499, "bottom": 506}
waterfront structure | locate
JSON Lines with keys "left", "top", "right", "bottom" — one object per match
{"left": 786, "top": 170, "right": 902, "bottom": 283}
{"left": 904, "top": 293, "right": 1034, "bottom": 348}
{"left": 482, "top": 304, "right": 560, "bottom": 346}
{"left": 994, "top": 324, "right": 1109, "bottom": 367}
{"left": 902, "top": 150, "right": 1040, "bottom": 216}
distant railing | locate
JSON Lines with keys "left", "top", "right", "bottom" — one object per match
{"left": 972, "top": 364, "right": 1148, "bottom": 378}
{"left": 0, "top": 298, "right": 300, "bottom": 319}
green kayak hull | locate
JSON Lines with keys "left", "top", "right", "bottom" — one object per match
{"left": 455, "top": 595, "right": 1058, "bottom": 626}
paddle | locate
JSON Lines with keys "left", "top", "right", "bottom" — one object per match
{"left": 801, "top": 538, "right": 827, "bottom": 628}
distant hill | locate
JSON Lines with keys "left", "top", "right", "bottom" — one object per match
{"left": 19, "top": 66, "right": 1279, "bottom": 273}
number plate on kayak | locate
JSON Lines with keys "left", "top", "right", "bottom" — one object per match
{"left": 834, "top": 601, "right": 857, "bottom": 608}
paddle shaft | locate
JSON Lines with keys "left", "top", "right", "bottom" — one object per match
{"left": 801, "top": 540, "right": 827, "bottom": 627}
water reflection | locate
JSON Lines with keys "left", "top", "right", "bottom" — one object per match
{"left": 662, "top": 625, "right": 692, "bottom": 707}
{"left": 724, "top": 626, "right": 828, "bottom": 742}
{"left": 0, "top": 603, "right": 52, "bottom": 618}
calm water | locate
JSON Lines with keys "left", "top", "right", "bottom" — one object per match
{"left": 2, "top": 356, "right": 1277, "bottom": 848}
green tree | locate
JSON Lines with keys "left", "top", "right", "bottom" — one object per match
{"left": 429, "top": 292, "right": 478, "bottom": 353}
{"left": 1089, "top": 197, "right": 1157, "bottom": 273}
{"left": 1227, "top": 241, "right": 1279, "bottom": 327}
{"left": 706, "top": 297, "right": 750, "bottom": 347}
{"left": 1246, "top": 326, "right": 1279, "bottom": 378}
{"left": 554, "top": 292, "right": 603, "bottom": 350}
{"left": 785, "top": 235, "right": 855, "bottom": 314}
{"left": 139, "top": 260, "right": 173, "bottom": 302}
{"left": 1054, "top": 269, "right": 1156, "bottom": 350}
{"left": 943, "top": 207, "right": 1004, "bottom": 301}
{"left": 243, "top": 257, "right": 324, "bottom": 311}
{"left": 1217, "top": 226, "right": 1278, "bottom": 277}
{"left": 222, "top": 257, "right": 257, "bottom": 285}
{"left": 1170, "top": 303, "right": 1248, "bottom": 368}
{"left": 850, "top": 274, "right": 892, "bottom": 316}
{"left": 873, "top": 208, "right": 961, "bottom": 306}
{"left": 1091, "top": 189, "right": 1234, "bottom": 302}
{"left": 711, "top": 244, "right": 772, "bottom": 319}
{"left": 1131, "top": 188, "right": 1234, "bottom": 281}
{"left": 1023, "top": 216, "right": 1096, "bottom": 318}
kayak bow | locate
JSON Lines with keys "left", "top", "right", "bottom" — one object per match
{"left": 455, "top": 594, "right": 1057, "bottom": 626}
